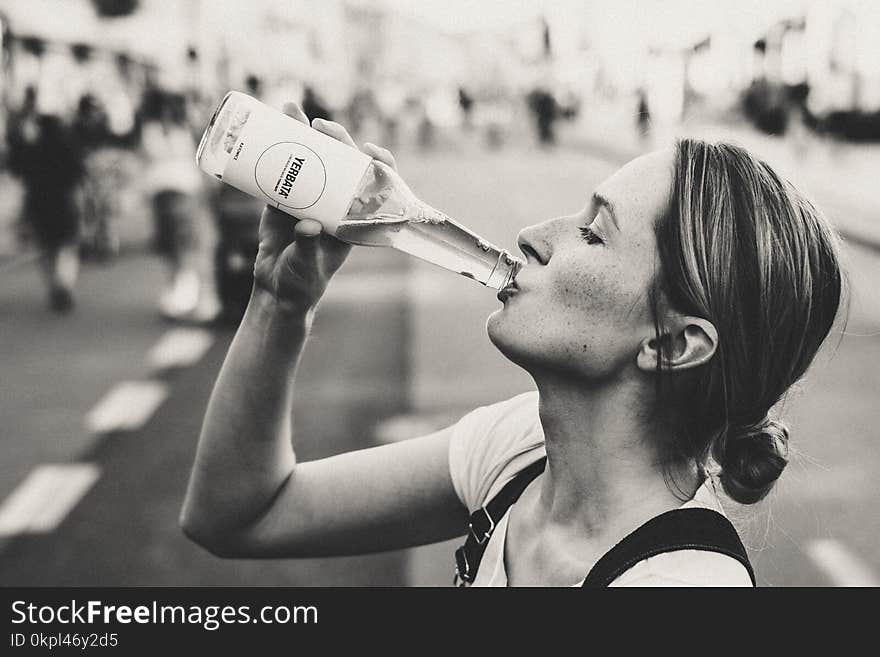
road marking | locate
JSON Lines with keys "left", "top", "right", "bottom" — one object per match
{"left": 805, "top": 539, "right": 880, "bottom": 587}
{"left": 147, "top": 328, "right": 214, "bottom": 370}
{"left": 85, "top": 380, "right": 169, "bottom": 434}
{"left": 0, "top": 464, "right": 100, "bottom": 536}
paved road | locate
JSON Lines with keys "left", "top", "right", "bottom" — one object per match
{"left": 1, "top": 144, "right": 878, "bottom": 586}
{"left": 0, "top": 240, "right": 413, "bottom": 585}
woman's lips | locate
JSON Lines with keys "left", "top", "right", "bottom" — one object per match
{"left": 497, "top": 282, "right": 518, "bottom": 302}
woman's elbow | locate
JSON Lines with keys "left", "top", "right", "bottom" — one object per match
{"left": 179, "top": 508, "right": 244, "bottom": 559}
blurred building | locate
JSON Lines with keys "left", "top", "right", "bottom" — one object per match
{"left": 0, "top": 0, "right": 878, "bottom": 137}
{"left": 803, "top": 1, "right": 880, "bottom": 114}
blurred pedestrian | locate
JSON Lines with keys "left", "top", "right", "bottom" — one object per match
{"left": 4, "top": 86, "right": 39, "bottom": 241}
{"left": 6, "top": 85, "right": 39, "bottom": 144}
{"left": 182, "top": 107, "right": 845, "bottom": 587}
{"left": 140, "top": 89, "right": 206, "bottom": 321}
{"left": 346, "top": 87, "right": 379, "bottom": 141}
{"left": 211, "top": 75, "right": 267, "bottom": 325}
{"left": 301, "top": 86, "right": 332, "bottom": 123}
{"left": 416, "top": 101, "right": 435, "bottom": 151}
{"left": 458, "top": 86, "right": 474, "bottom": 131}
{"left": 636, "top": 88, "right": 651, "bottom": 141}
{"left": 480, "top": 93, "right": 513, "bottom": 150}
{"left": 7, "top": 101, "right": 86, "bottom": 313}
{"left": 527, "top": 87, "right": 558, "bottom": 146}
{"left": 375, "top": 80, "right": 405, "bottom": 149}
{"left": 245, "top": 74, "right": 263, "bottom": 99}
{"left": 73, "top": 93, "right": 122, "bottom": 260}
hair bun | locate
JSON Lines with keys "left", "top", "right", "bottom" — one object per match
{"left": 718, "top": 417, "right": 790, "bottom": 504}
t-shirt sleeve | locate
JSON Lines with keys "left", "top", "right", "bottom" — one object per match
{"left": 447, "top": 391, "right": 543, "bottom": 512}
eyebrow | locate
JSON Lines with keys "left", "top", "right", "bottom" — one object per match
{"left": 592, "top": 192, "right": 620, "bottom": 231}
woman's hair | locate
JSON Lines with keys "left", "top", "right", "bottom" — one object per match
{"left": 651, "top": 139, "right": 845, "bottom": 504}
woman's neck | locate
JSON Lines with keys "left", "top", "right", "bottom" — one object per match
{"left": 531, "top": 374, "right": 699, "bottom": 541}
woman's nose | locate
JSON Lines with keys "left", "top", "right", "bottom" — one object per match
{"left": 517, "top": 222, "right": 554, "bottom": 264}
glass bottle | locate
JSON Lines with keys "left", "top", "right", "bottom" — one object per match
{"left": 196, "top": 91, "right": 522, "bottom": 290}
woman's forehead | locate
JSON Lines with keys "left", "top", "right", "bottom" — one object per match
{"left": 596, "top": 149, "right": 674, "bottom": 230}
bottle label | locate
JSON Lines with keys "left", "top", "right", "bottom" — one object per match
{"left": 221, "top": 99, "right": 371, "bottom": 233}
{"left": 254, "top": 142, "right": 326, "bottom": 210}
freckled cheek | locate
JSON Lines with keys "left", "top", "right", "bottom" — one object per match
{"left": 550, "top": 262, "right": 624, "bottom": 319}
{"left": 548, "top": 267, "right": 652, "bottom": 341}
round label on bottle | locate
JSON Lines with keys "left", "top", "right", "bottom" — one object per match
{"left": 255, "top": 142, "right": 327, "bottom": 210}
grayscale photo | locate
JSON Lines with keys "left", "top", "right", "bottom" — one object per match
{"left": 0, "top": 0, "right": 878, "bottom": 591}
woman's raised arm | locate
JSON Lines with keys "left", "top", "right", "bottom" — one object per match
{"left": 180, "top": 105, "right": 468, "bottom": 558}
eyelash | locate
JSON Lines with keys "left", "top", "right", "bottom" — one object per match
{"left": 579, "top": 225, "right": 604, "bottom": 245}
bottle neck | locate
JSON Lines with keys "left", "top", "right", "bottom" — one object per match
{"left": 486, "top": 251, "right": 523, "bottom": 290}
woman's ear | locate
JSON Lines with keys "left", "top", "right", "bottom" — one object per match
{"left": 636, "top": 316, "right": 718, "bottom": 373}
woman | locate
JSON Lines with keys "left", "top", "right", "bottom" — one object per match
{"left": 181, "top": 102, "right": 844, "bottom": 586}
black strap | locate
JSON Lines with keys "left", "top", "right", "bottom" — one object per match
{"left": 454, "top": 456, "right": 756, "bottom": 587}
{"left": 581, "top": 507, "right": 755, "bottom": 587}
{"left": 454, "top": 456, "right": 547, "bottom": 585}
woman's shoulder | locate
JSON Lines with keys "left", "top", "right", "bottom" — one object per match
{"left": 613, "top": 481, "right": 753, "bottom": 587}
{"left": 610, "top": 550, "right": 754, "bottom": 587}
{"left": 451, "top": 390, "right": 541, "bottom": 444}
{"left": 447, "top": 390, "right": 544, "bottom": 511}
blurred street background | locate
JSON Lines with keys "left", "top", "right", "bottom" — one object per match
{"left": 0, "top": 0, "right": 879, "bottom": 586}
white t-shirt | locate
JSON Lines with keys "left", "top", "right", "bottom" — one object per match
{"left": 447, "top": 391, "right": 754, "bottom": 587}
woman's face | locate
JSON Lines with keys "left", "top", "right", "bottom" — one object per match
{"left": 487, "top": 149, "right": 674, "bottom": 381}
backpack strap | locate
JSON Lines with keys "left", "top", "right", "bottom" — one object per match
{"left": 454, "top": 456, "right": 547, "bottom": 586}
{"left": 454, "top": 456, "right": 756, "bottom": 587}
{"left": 581, "top": 507, "right": 756, "bottom": 587}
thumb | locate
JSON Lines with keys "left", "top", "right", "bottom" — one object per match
{"left": 279, "top": 228, "right": 321, "bottom": 273}
{"left": 294, "top": 218, "right": 352, "bottom": 269}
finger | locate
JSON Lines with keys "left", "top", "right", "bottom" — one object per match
{"left": 259, "top": 205, "right": 298, "bottom": 253}
{"left": 293, "top": 218, "right": 323, "bottom": 238}
{"left": 263, "top": 204, "right": 290, "bottom": 224}
{"left": 262, "top": 205, "right": 298, "bottom": 235}
{"left": 282, "top": 102, "right": 309, "bottom": 125}
{"left": 362, "top": 142, "right": 398, "bottom": 171}
{"left": 311, "top": 118, "right": 356, "bottom": 148}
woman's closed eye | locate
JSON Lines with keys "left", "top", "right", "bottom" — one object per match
{"left": 579, "top": 224, "right": 604, "bottom": 245}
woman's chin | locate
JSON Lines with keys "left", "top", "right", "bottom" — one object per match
{"left": 486, "top": 314, "right": 526, "bottom": 361}
{"left": 485, "top": 310, "right": 506, "bottom": 343}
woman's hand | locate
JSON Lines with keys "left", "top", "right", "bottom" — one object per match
{"left": 252, "top": 103, "right": 398, "bottom": 313}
